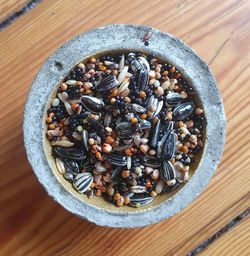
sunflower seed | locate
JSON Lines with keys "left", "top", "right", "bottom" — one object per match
{"left": 129, "top": 195, "right": 153, "bottom": 207}
{"left": 73, "top": 173, "right": 93, "bottom": 193}
{"left": 161, "top": 161, "right": 176, "bottom": 181}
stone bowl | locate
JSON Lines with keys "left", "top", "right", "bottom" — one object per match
{"left": 23, "top": 24, "right": 226, "bottom": 228}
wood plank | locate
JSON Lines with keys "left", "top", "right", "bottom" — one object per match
{"left": 200, "top": 217, "right": 250, "bottom": 256}
{"left": 0, "top": 0, "right": 29, "bottom": 22}
{"left": 0, "top": 0, "right": 249, "bottom": 255}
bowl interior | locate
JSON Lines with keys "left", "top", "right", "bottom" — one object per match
{"left": 43, "top": 49, "right": 206, "bottom": 213}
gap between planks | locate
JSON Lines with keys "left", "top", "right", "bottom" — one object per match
{"left": 187, "top": 208, "right": 250, "bottom": 256}
{"left": 0, "top": 0, "right": 43, "bottom": 31}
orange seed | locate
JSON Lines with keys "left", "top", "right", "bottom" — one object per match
{"left": 95, "top": 152, "right": 104, "bottom": 161}
{"left": 71, "top": 103, "right": 79, "bottom": 110}
{"left": 131, "top": 118, "right": 138, "bottom": 124}
{"left": 122, "top": 170, "right": 130, "bottom": 179}
{"left": 46, "top": 117, "right": 52, "bottom": 123}
{"left": 180, "top": 146, "right": 189, "bottom": 154}
{"left": 95, "top": 189, "right": 102, "bottom": 196}
{"left": 139, "top": 91, "right": 146, "bottom": 98}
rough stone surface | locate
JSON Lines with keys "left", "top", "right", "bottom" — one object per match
{"left": 23, "top": 24, "right": 226, "bottom": 228}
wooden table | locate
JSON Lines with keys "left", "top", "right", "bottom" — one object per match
{"left": 0, "top": 0, "right": 249, "bottom": 255}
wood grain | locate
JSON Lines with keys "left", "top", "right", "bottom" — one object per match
{"left": 200, "top": 216, "right": 250, "bottom": 256}
{"left": 0, "top": 0, "right": 28, "bottom": 22}
{"left": 0, "top": 0, "right": 249, "bottom": 255}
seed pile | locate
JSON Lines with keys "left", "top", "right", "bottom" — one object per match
{"left": 46, "top": 52, "right": 205, "bottom": 208}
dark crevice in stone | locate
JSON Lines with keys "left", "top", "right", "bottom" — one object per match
{"left": 187, "top": 208, "right": 250, "bottom": 256}
{"left": 0, "top": 0, "right": 43, "bottom": 31}
{"left": 54, "top": 61, "right": 64, "bottom": 71}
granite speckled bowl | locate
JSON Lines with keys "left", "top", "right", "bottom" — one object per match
{"left": 23, "top": 24, "right": 226, "bottom": 228}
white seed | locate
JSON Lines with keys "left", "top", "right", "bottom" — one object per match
{"left": 77, "top": 105, "right": 82, "bottom": 114}
{"left": 155, "top": 72, "right": 161, "bottom": 79}
{"left": 180, "top": 91, "right": 188, "bottom": 98}
{"left": 135, "top": 167, "right": 142, "bottom": 176}
{"left": 174, "top": 161, "right": 184, "bottom": 172}
{"left": 194, "top": 128, "right": 201, "bottom": 134}
{"left": 104, "top": 61, "right": 114, "bottom": 66}
{"left": 169, "top": 79, "right": 177, "bottom": 90}
{"left": 133, "top": 134, "right": 141, "bottom": 147}
{"left": 127, "top": 156, "right": 132, "bottom": 170}
{"left": 47, "top": 129, "right": 61, "bottom": 137}
{"left": 176, "top": 141, "right": 183, "bottom": 149}
{"left": 104, "top": 113, "right": 112, "bottom": 127}
{"left": 123, "top": 139, "right": 133, "bottom": 145}
{"left": 184, "top": 172, "right": 189, "bottom": 182}
{"left": 51, "top": 140, "right": 74, "bottom": 147}
{"left": 120, "top": 88, "right": 130, "bottom": 97}
{"left": 72, "top": 132, "right": 82, "bottom": 141}
{"left": 176, "top": 169, "right": 184, "bottom": 183}
{"left": 126, "top": 72, "right": 133, "bottom": 78}
{"left": 148, "top": 149, "right": 156, "bottom": 156}
{"left": 95, "top": 162, "right": 106, "bottom": 173}
{"left": 57, "top": 92, "right": 68, "bottom": 103}
{"left": 105, "top": 127, "right": 113, "bottom": 133}
{"left": 66, "top": 80, "right": 77, "bottom": 85}
{"left": 161, "top": 80, "right": 170, "bottom": 90}
{"left": 154, "top": 80, "right": 160, "bottom": 87}
{"left": 155, "top": 180, "right": 164, "bottom": 194}
{"left": 78, "top": 63, "right": 85, "bottom": 71}
{"left": 175, "top": 154, "right": 182, "bottom": 160}
{"left": 140, "top": 138, "right": 148, "bottom": 144}
{"left": 167, "top": 179, "right": 176, "bottom": 186}
{"left": 64, "top": 101, "right": 73, "bottom": 115}
{"left": 149, "top": 105, "right": 157, "bottom": 112}
{"left": 143, "top": 129, "right": 150, "bottom": 139}
{"left": 149, "top": 79, "right": 156, "bottom": 85}
{"left": 149, "top": 70, "right": 156, "bottom": 79}
{"left": 130, "top": 185, "right": 147, "bottom": 193}
{"left": 189, "top": 134, "right": 198, "bottom": 142}
{"left": 118, "top": 66, "right": 129, "bottom": 84}
{"left": 151, "top": 169, "right": 159, "bottom": 180}
{"left": 119, "top": 54, "right": 125, "bottom": 72}
{"left": 150, "top": 58, "right": 158, "bottom": 65}
{"left": 118, "top": 79, "right": 130, "bottom": 94}
{"left": 88, "top": 138, "right": 95, "bottom": 145}
{"left": 154, "top": 86, "right": 164, "bottom": 96}
{"left": 107, "top": 185, "right": 115, "bottom": 196}
{"left": 52, "top": 98, "right": 60, "bottom": 107}
{"left": 180, "top": 127, "right": 190, "bottom": 136}
{"left": 145, "top": 167, "right": 153, "bottom": 175}
{"left": 55, "top": 158, "right": 65, "bottom": 174}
